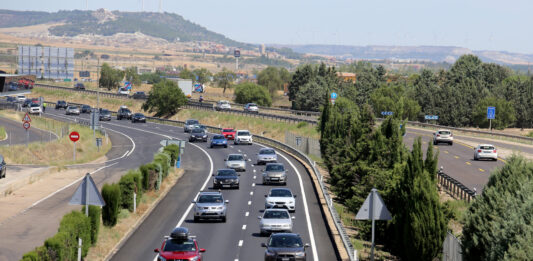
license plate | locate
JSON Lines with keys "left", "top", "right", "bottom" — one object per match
{"left": 483, "top": 151, "right": 492, "bottom": 153}
{"left": 277, "top": 204, "right": 284, "bottom": 207}
{"left": 282, "top": 258, "right": 290, "bottom": 261}
{"left": 271, "top": 178, "right": 279, "bottom": 181}
{"left": 223, "top": 185, "right": 231, "bottom": 188}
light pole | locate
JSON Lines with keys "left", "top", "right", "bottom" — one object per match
{"left": 96, "top": 58, "right": 100, "bottom": 110}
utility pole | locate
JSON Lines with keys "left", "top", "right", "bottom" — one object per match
{"left": 158, "top": 0, "right": 162, "bottom": 13}
{"left": 96, "top": 58, "right": 100, "bottom": 109}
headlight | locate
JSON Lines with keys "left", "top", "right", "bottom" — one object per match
{"left": 203, "top": 135, "right": 207, "bottom": 138}
{"left": 265, "top": 249, "right": 276, "bottom": 256}
{"left": 283, "top": 224, "right": 290, "bottom": 227}
{"left": 295, "top": 252, "right": 306, "bottom": 257}
{"left": 217, "top": 206, "right": 224, "bottom": 210}
{"left": 267, "top": 201, "right": 274, "bottom": 204}
{"left": 189, "top": 256, "right": 200, "bottom": 261}
{"left": 289, "top": 201, "right": 294, "bottom": 204}
{"left": 196, "top": 206, "right": 202, "bottom": 211}
{"left": 158, "top": 255, "right": 167, "bottom": 261}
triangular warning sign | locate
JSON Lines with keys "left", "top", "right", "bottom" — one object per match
{"left": 69, "top": 173, "right": 106, "bottom": 206}
{"left": 355, "top": 189, "right": 392, "bottom": 220}
{"left": 22, "top": 113, "right": 31, "bottom": 123}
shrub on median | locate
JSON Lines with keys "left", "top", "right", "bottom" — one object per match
{"left": 83, "top": 205, "right": 102, "bottom": 245}
{"left": 163, "top": 144, "right": 180, "bottom": 166}
{"left": 58, "top": 210, "right": 91, "bottom": 258}
{"left": 102, "top": 183, "right": 121, "bottom": 226}
{"left": 119, "top": 170, "right": 143, "bottom": 212}
{"left": 154, "top": 152, "right": 171, "bottom": 178}
{"left": 140, "top": 163, "right": 159, "bottom": 191}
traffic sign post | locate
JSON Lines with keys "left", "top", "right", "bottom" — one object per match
{"left": 487, "top": 106, "right": 495, "bottom": 132}
{"left": 70, "top": 131, "right": 80, "bottom": 161}
{"left": 330, "top": 92, "right": 337, "bottom": 105}
{"left": 380, "top": 111, "right": 393, "bottom": 116}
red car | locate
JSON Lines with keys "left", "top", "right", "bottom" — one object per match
{"left": 154, "top": 227, "right": 205, "bottom": 261}
{"left": 221, "top": 128, "right": 236, "bottom": 140}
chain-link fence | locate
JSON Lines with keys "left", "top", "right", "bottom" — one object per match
{"left": 284, "top": 131, "right": 321, "bottom": 159}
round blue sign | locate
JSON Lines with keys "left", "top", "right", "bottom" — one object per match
{"left": 331, "top": 92, "right": 338, "bottom": 99}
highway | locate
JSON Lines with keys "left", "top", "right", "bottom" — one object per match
{"left": 49, "top": 109, "right": 337, "bottom": 261}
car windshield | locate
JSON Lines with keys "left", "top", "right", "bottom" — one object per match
{"left": 221, "top": 101, "right": 229, "bottom": 104}
{"left": 136, "top": 92, "right": 144, "bottom": 94}
{"left": 30, "top": 103, "right": 40, "bottom": 107}
{"left": 101, "top": 110, "right": 110, "bottom": 114}
{"left": 260, "top": 149, "right": 275, "bottom": 155}
{"left": 228, "top": 155, "right": 243, "bottom": 161}
{"left": 163, "top": 239, "right": 196, "bottom": 252}
{"left": 438, "top": 131, "right": 451, "bottom": 135}
{"left": 122, "top": 109, "right": 131, "bottom": 113}
{"left": 192, "top": 129, "right": 204, "bottom": 134}
{"left": 266, "top": 164, "right": 284, "bottom": 172}
{"left": 480, "top": 145, "right": 495, "bottom": 150}
{"left": 68, "top": 106, "right": 78, "bottom": 110}
{"left": 18, "top": 96, "right": 25, "bottom": 98}
{"left": 264, "top": 210, "right": 290, "bottom": 219}
{"left": 213, "top": 135, "right": 225, "bottom": 140}
{"left": 217, "top": 170, "right": 237, "bottom": 176}
{"left": 270, "top": 189, "right": 292, "bottom": 197}
{"left": 82, "top": 105, "right": 90, "bottom": 108}
{"left": 198, "top": 195, "right": 223, "bottom": 203}
{"left": 237, "top": 131, "right": 250, "bottom": 136}
{"left": 269, "top": 235, "right": 303, "bottom": 248}
{"left": 223, "top": 129, "right": 234, "bottom": 132}
{"left": 249, "top": 103, "right": 257, "bottom": 107}
{"left": 187, "top": 120, "right": 199, "bottom": 125}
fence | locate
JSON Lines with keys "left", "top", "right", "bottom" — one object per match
{"left": 442, "top": 231, "right": 462, "bottom": 261}
{"left": 437, "top": 170, "right": 476, "bottom": 202}
{"left": 285, "top": 131, "right": 321, "bottom": 159}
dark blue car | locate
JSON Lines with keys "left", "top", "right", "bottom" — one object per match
{"left": 210, "top": 134, "right": 228, "bottom": 148}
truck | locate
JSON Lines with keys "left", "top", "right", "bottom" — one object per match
{"left": 167, "top": 78, "right": 193, "bottom": 98}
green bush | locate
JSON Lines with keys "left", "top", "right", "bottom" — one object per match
{"left": 297, "top": 121, "right": 308, "bottom": 128}
{"left": 102, "top": 183, "right": 121, "bottom": 227}
{"left": 44, "top": 232, "right": 69, "bottom": 261}
{"left": 21, "top": 250, "right": 39, "bottom": 261}
{"left": 58, "top": 210, "right": 91, "bottom": 259}
{"left": 154, "top": 153, "right": 171, "bottom": 178}
{"left": 140, "top": 163, "right": 159, "bottom": 191}
{"left": 82, "top": 205, "right": 101, "bottom": 245}
{"left": 234, "top": 82, "right": 272, "bottom": 106}
{"left": 163, "top": 144, "right": 180, "bottom": 166}
{"left": 119, "top": 174, "right": 137, "bottom": 212}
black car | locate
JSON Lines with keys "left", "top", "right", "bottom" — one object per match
{"left": 213, "top": 169, "right": 240, "bottom": 189}
{"left": 262, "top": 233, "right": 310, "bottom": 261}
{"left": 81, "top": 105, "right": 92, "bottom": 113}
{"left": 132, "top": 91, "right": 147, "bottom": 99}
{"left": 131, "top": 113, "right": 146, "bottom": 123}
{"left": 99, "top": 109, "right": 112, "bottom": 121}
{"left": 55, "top": 100, "right": 68, "bottom": 109}
{"left": 74, "top": 83, "right": 85, "bottom": 90}
{"left": 0, "top": 154, "right": 5, "bottom": 179}
{"left": 189, "top": 128, "right": 208, "bottom": 142}
{"left": 117, "top": 107, "right": 132, "bottom": 120}
{"left": 22, "top": 99, "right": 32, "bottom": 108}
{"left": 6, "top": 96, "right": 16, "bottom": 102}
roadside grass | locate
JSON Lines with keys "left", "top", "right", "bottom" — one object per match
{"left": 441, "top": 192, "right": 470, "bottom": 237}
{"left": 85, "top": 168, "right": 183, "bottom": 261}
{"left": 0, "top": 111, "right": 111, "bottom": 166}
{"left": 0, "top": 126, "right": 6, "bottom": 140}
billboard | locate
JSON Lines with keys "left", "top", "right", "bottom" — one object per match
{"left": 18, "top": 45, "right": 74, "bottom": 80}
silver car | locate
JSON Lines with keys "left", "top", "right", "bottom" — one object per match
{"left": 215, "top": 100, "right": 232, "bottom": 111}
{"left": 258, "top": 209, "right": 294, "bottom": 235}
{"left": 244, "top": 103, "right": 259, "bottom": 113}
{"left": 433, "top": 129, "right": 453, "bottom": 145}
{"left": 234, "top": 130, "right": 253, "bottom": 145}
{"left": 262, "top": 163, "right": 287, "bottom": 185}
{"left": 66, "top": 106, "right": 80, "bottom": 115}
{"left": 265, "top": 188, "right": 296, "bottom": 212}
{"left": 474, "top": 144, "right": 498, "bottom": 161}
{"left": 225, "top": 154, "right": 246, "bottom": 172}
{"left": 184, "top": 119, "right": 199, "bottom": 132}
{"left": 257, "top": 148, "right": 277, "bottom": 165}
{"left": 192, "top": 191, "right": 228, "bottom": 222}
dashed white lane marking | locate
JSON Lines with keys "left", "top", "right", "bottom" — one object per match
{"left": 253, "top": 176, "right": 256, "bottom": 179}
{"left": 253, "top": 169, "right": 256, "bottom": 173}
{"left": 242, "top": 225, "right": 247, "bottom": 230}
{"left": 230, "top": 146, "right": 234, "bottom": 148}
{"left": 248, "top": 201, "right": 252, "bottom": 205}
{"left": 245, "top": 212, "right": 249, "bottom": 217}
{"left": 250, "top": 191, "right": 253, "bottom": 196}
{"left": 252, "top": 183, "right": 256, "bottom": 187}
{"left": 244, "top": 154, "right": 247, "bottom": 157}
{"left": 238, "top": 149, "right": 241, "bottom": 152}
{"left": 238, "top": 240, "right": 243, "bottom": 247}
{"left": 248, "top": 159, "right": 251, "bottom": 161}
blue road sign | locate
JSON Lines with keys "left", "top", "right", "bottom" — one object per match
{"left": 425, "top": 115, "right": 439, "bottom": 120}
{"left": 487, "top": 107, "right": 495, "bottom": 119}
{"left": 381, "top": 111, "right": 393, "bottom": 116}
{"left": 331, "top": 92, "right": 338, "bottom": 99}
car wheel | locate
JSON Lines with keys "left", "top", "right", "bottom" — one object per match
{"left": 194, "top": 216, "right": 199, "bottom": 222}
{"left": 474, "top": 155, "right": 478, "bottom": 161}
{"left": 493, "top": 158, "right": 498, "bottom": 161}
{"left": 235, "top": 185, "right": 239, "bottom": 189}
{"left": 449, "top": 142, "right": 453, "bottom": 146}
{"left": 210, "top": 145, "right": 213, "bottom": 148}
{"left": 224, "top": 145, "right": 227, "bottom": 148}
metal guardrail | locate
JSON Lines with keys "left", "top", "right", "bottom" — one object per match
{"left": 437, "top": 170, "right": 476, "bottom": 202}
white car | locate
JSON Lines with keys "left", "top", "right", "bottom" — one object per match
{"left": 265, "top": 188, "right": 296, "bottom": 212}
{"left": 433, "top": 129, "right": 453, "bottom": 145}
{"left": 17, "top": 95, "right": 26, "bottom": 102}
{"left": 234, "top": 130, "right": 253, "bottom": 145}
{"left": 118, "top": 87, "right": 130, "bottom": 95}
{"left": 29, "top": 103, "right": 42, "bottom": 114}
{"left": 244, "top": 103, "right": 259, "bottom": 113}
{"left": 215, "top": 100, "right": 232, "bottom": 111}
{"left": 474, "top": 144, "right": 498, "bottom": 161}
{"left": 258, "top": 209, "right": 294, "bottom": 236}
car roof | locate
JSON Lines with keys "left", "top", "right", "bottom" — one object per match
{"left": 270, "top": 188, "right": 291, "bottom": 192}
{"left": 236, "top": 129, "right": 250, "bottom": 132}
{"left": 477, "top": 144, "right": 495, "bottom": 147}
{"left": 199, "top": 191, "right": 222, "bottom": 196}
{"left": 266, "top": 163, "right": 283, "bottom": 166}
{"left": 437, "top": 129, "right": 451, "bottom": 132}
{"left": 227, "top": 153, "right": 244, "bottom": 157}
{"left": 260, "top": 148, "right": 275, "bottom": 152}
{"left": 264, "top": 208, "right": 289, "bottom": 213}
{"left": 270, "top": 233, "right": 300, "bottom": 238}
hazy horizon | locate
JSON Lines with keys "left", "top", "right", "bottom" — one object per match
{"left": 3, "top": 0, "right": 532, "bottom": 54}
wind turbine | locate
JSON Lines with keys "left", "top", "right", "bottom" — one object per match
{"left": 159, "top": 0, "right": 162, "bottom": 13}
{"left": 86, "top": 0, "right": 88, "bottom": 10}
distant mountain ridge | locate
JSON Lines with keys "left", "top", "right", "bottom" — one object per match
{"left": 0, "top": 9, "right": 248, "bottom": 47}
{"left": 270, "top": 44, "right": 533, "bottom": 65}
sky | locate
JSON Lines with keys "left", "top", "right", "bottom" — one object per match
{"left": 3, "top": 0, "right": 533, "bottom": 54}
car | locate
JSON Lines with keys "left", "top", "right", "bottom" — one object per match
{"left": 74, "top": 83, "right": 85, "bottom": 90}
{"left": 258, "top": 209, "right": 294, "bottom": 236}
{"left": 132, "top": 91, "right": 146, "bottom": 99}
{"left": 99, "top": 109, "right": 112, "bottom": 121}
{"left": 29, "top": 103, "right": 42, "bottom": 114}
{"left": 257, "top": 148, "right": 278, "bottom": 165}
{"left": 214, "top": 100, "right": 232, "bottom": 111}
{"left": 6, "top": 96, "right": 16, "bottom": 102}
{"left": 22, "top": 99, "right": 32, "bottom": 108}
{"left": 7, "top": 82, "right": 18, "bottom": 91}
{"left": 0, "top": 154, "right": 6, "bottom": 179}
{"left": 225, "top": 154, "right": 246, "bottom": 172}
{"left": 55, "top": 100, "right": 68, "bottom": 109}
{"left": 221, "top": 128, "right": 236, "bottom": 140}
{"left": 117, "top": 106, "right": 132, "bottom": 120}
{"left": 189, "top": 128, "right": 208, "bottom": 142}
{"left": 212, "top": 169, "right": 240, "bottom": 189}
{"left": 244, "top": 103, "right": 259, "bottom": 113}
{"left": 184, "top": 119, "right": 199, "bottom": 132}
{"left": 433, "top": 129, "right": 453, "bottom": 145}
{"left": 193, "top": 124, "right": 207, "bottom": 131}
{"left": 16, "top": 95, "right": 26, "bottom": 102}
{"left": 234, "top": 130, "right": 253, "bottom": 145}
{"left": 66, "top": 106, "right": 80, "bottom": 115}
{"left": 131, "top": 113, "right": 146, "bottom": 123}
{"left": 262, "top": 233, "right": 309, "bottom": 261}
{"left": 154, "top": 227, "right": 205, "bottom": 261}
{"left": 210, "top": 134, "right": 228, "bottom": 148}
{"left": 117, "top": 87, "right": 130, "bottom": 95}
{"left": 80, "top": 105, "right": 92, "bottom": 113}
{"left": 474, "top": 144, "right": 498, "bottom": 161}
{"left": 262, "top": 163, "right": 287, "bottom": 185}
{"left": 265, "top": 188, "right": 297, "bottom": 212}
{"left": 192, "top": 191, "right": 228, "bottom": 222}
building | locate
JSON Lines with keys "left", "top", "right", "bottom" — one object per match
{"left": 260, "top": 44, "right": 266, "bottom": 55}
{"left": 336, "top": 72, "right": 356, "bottom": 83}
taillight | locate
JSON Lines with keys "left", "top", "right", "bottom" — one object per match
{"left": 477, "top": 150, "right": 482, "bottom": 153}
{"left": 493, "top": 150, "right": 497, "bottom": 153}
{"left": 437, "top": 134, "right": 440, "bottom": 137}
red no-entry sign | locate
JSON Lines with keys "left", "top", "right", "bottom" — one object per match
{"left": 69, "top": 131, "right": 80, "bottom": 142}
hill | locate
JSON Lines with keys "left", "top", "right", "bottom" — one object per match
{"left": 0, "top": 9, "right": 248, "bottom": 48}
